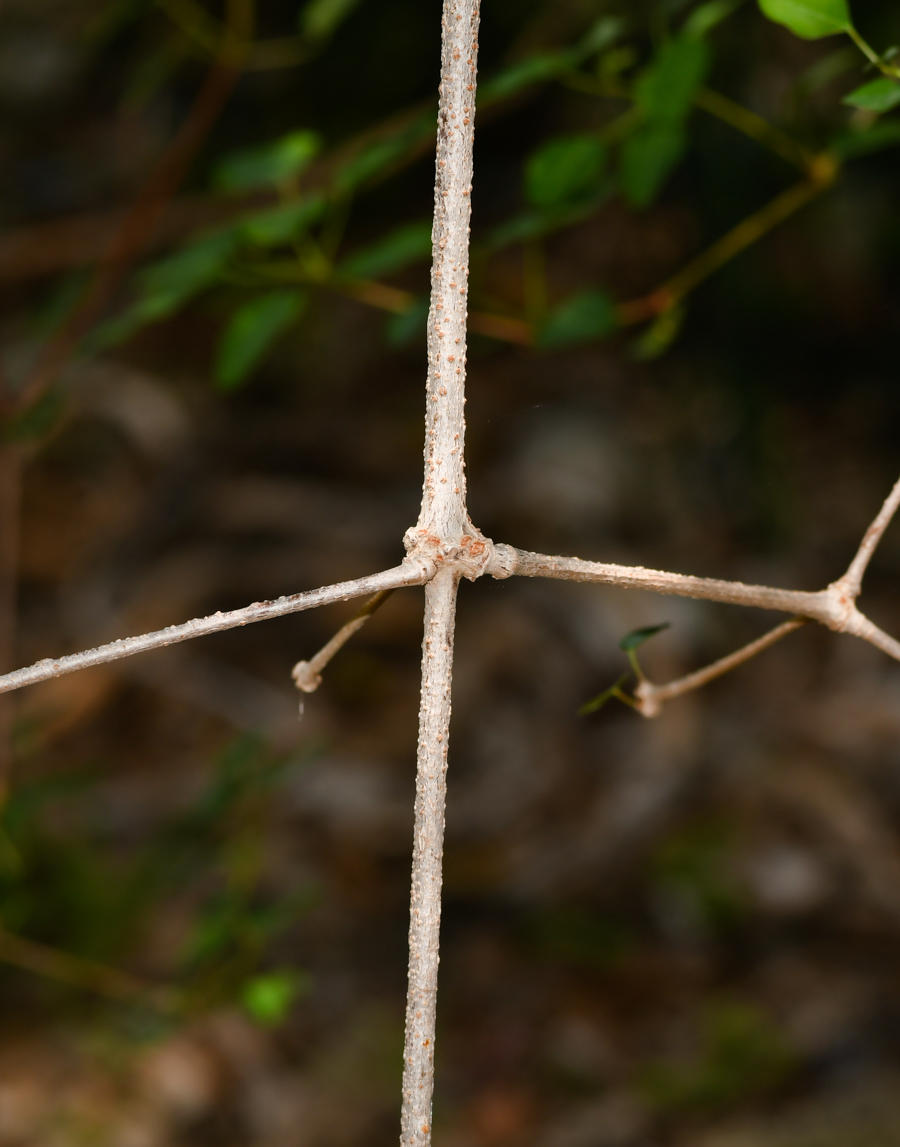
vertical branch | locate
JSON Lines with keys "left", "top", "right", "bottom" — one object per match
{"left": 414, "top": 0, "right": 480, "bottom": 544}
{"left": 401, "top": 567, "right": 459, "bottom": 1147}
{"left": 403, "top": 1, "right": 480, "bottom": 1143}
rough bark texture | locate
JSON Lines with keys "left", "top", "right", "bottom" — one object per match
{"left": 401, "top": 567, "right": 459, "bottom": 1147}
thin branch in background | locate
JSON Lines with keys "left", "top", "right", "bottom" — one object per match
{"left": 0, "top": 927, "right": 172, "bottom": 1008}
{"left": 292, "top": 588, "right": 396, "bottom": 693}
{"left": 12, "top": 0, "right": 255, "bottom": 417}
{"left": 634, "top": 617, "right": 807, "bottom": 718}
{"left": 693, "top": 87, "right": 813, "bottom": 171}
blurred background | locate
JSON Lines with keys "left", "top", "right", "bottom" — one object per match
{"left": 1, "top": 0, "right": 900, "bottom": 1144}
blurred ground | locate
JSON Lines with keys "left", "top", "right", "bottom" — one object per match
{"left": 1, "top": 1, "right": 900, "bottom": 1145}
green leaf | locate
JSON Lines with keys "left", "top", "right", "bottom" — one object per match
{"left": 298, "top": 0, "right": 363, "bottom": 40}
{"left": 620, "top": 121, "right": 687, "bottom": 207}
{"left": 215, "top": 290, "right": 306, "bottom": 390}
{"left": 481, "top": 53, "right": 572, "bottom": 102}
{"left": 237, "top": 195, "right": 326, "bottom": 247}
{"left": 525, "top": 136, "right": 608, "bottom": 211}
{"left": 241, "top": 969, "right": 310, "bottom": 1026}
{"left": 757, "top": 0, "right": 852, "bottom": 39}
{"left": 635, "top": 37, "right": 711, "bottom": 123}
{"left": 539, "top": 289, "right": 617, "bottom": 348}
{"left": 831, "top": 118, "right": 900, "bottom": 157}
{"left": 215, "top": 130, "right": 320, "bottom": 193}
{"left": 842, "top": 76, "right": 900, "bottom": 112}
{"left": 619, "top": 623, "right": 671, "bottom": 652}
{"left": 683, "top": 0, "right": 744, "bottom": 38}
{"left": 340, "top": 219, "right": 432, "bottom": 279}
{"left": 334, "top": 113, "right": 434, "bottom": 192}
{"left": 386, "top": 297, "right": 429, "bottom": 346}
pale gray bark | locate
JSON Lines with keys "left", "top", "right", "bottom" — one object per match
{"left": 401, "top": 567, "right": 459, "bottom": 1147}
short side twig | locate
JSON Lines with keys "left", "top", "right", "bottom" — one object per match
{"left": 634, "top": 617, "right": 807, "bottom": 718}
{"left": 292, "top": 588, "right": 396, "bottom": 693}
{"left": 840, "top": 473, "right": 900, "bottom": 598}
{"left": 0, "top": 564, "right": 427, "bottom": 697}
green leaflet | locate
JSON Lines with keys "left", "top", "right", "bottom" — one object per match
{"left": 242, "top": 969, "right": 310, "bottom": 1027}
{"left": 298, "top": 0, "right": 363, "bottom": 40}
{"left": 215, "top": 289, "right": 306, "bottom": 391}
{"left": 215, "top": 130, "right": 320, "bottom": 193}
{"left": 843, "top": 76, "right": 900, "bottom": 112}
{"left": 758, "top": 0, "right": 852, "bottom": 39}
{"left": 340, "top": 219, "right": 433, "bottom": 280}
{"left": 619, "top": 623, "right": 671, "bottom": 652}
{"left": 237, "top": 195, "right": 327, "bottom": 247}
{"left": 634, "top": 36, "right": 711, "bottom": 123}
{"left": 539, "top": 289, "right": 617, "bottom": 348}
{"left": 620, "top": 121, "right": 687, "bottom": 208}
{"left": 525, "top": 136, "right": 608, "bottom": 211}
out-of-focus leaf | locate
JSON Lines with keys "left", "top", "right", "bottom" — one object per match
{"left": 539, "top": 289, "right": 617, "bottom": 348}
{"left": 242, "top": 968, "right": 310, "bottom": 1026}
{"left": 683, "top": 0, "right": 743, "bottom": 38}
{"left": 91, "top": 230, "right": 238, "bottom": 348}
{"left": 635, "top": 37, "right": 711, "bottom": 123}
{"left": 620, "top": 623, "right": 670, "bottom": 651}
{"left": 386, "top": 297, "right": 429, "bottom": 346}
{"left": 758, "top": 0, "right": 852, "bottom": 39}
{"left": 842, "top": 76, "right": 900, "bottom": 112}
{"left": 215, "top": 289, "right": 305, "bottom": 390}
{"left": 578, "top": 16, "right": 626, "bottom": 57}
{"left": 481, "top": 53, "right": 572, "bottom": 102}
{"left": 3, "top": 390, "right": 66, "bottom": 444}
{"left": 620, "top": 121, "right": 686, "bottom": 207}
{"left": 238, "top": 195, "right": 326, "bottom": 247}
{"left": 335, "top": 113, "right": 433, "bottom": 192}
{"left": 298, "top": 0, "right": 363, "bottom": 40}
{"left": 340, "top": 219, "right": 432, "bottom": 279}
{"left": 831, "top": 119, "right": 900, "bottom": 156}
{"left": 215, "top": 130, "right": 320, "bottom": 193}
{"left": 525, "top": 136, "right": 608, "bottom": 211}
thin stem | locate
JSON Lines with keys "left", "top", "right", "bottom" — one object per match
{"left": 0, "top": 564, "right": 427, "bottom": 697}
{"left": 617, "top": 167, "right": 838, "bottom": 325}
{"left": 841, "top": 473, "right": 900, "bottom": 597}
{"left": 0, "top": 927, "right": 171, "bottom": 1007}
{"left": 845, "top": 25, "right": 900, "bottom": 77}
{"left": 292, "top": 588, "right": 396, "bottom": 692}
{"left": 693, "top": 88, "right": 812, "bottom": 171}
{"left": 401, "top": 567, "right": 459, "bottom": 1147}
{"left": 634, "top": 617, "right": 806, "bottom": 718}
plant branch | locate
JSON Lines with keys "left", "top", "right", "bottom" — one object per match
{"left": 693, "top": 87, "right": 813, "bottom": 171}
{"left": 616, "top": 161, "right": 838, "bottom": 324}
{"left": 401, "top": 567, "right": 459, "bottom": 1147}
{"left": 0, "top": 564, "right": 427, "bottom": 697}
{"left": 292, "top": 588, "right": 396, "bottom": 693}
{"left": 0, "top": 926, "right": 172, "bottom": 1007}
{"left": 634, "top": 617, "right": 807, "bottom": 718}
{"left": 840, "top": 473, "right": 900, "bottom": 597}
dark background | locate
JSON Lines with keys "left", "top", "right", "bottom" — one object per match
{"left": 1, "top": 0, "right": 900, "bottom": 1144}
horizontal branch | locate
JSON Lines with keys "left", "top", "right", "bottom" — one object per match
{"left": 0, "top": 563, "right": 428, "bottom": 697}
{"left": 503, "top": 546, "right": 826, "bottom": 615}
